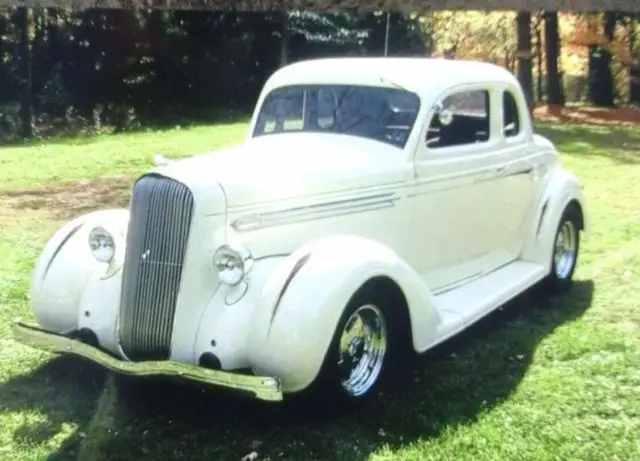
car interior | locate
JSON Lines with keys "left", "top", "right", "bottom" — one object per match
{"left": 426, "top": 90, "right": 491, "bottom": 148}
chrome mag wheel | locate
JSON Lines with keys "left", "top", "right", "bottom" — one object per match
{"left": 554, "top": 220, "right": 578, "bottom": 279}
{"left": 337, "top": 303, "right": 387, "bottom": 397}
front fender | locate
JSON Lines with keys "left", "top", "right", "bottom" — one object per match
{"left": 29, "top": 209, "right": 129, "bottom": 346}
{"left": 520, "top": 166, "right": 589, "bottom": 269}
{"left": 245, "top": 235, "right": 441, "bottom": 393}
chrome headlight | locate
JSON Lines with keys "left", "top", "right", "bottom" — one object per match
{"left": 88, "top": 226, "right": 116, "bottom": 263}
{"left": 213, "top": 244, "right": 253, "bottom": 286}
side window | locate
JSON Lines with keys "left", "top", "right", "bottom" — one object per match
{"left": 426, "top": 89, "right": 490, "bottom": 149}
{"left": 502, "top": 90, "right": 521, "bottom": 137}
{"left": 317, "top": 89, "right": 337, "bottom": 129}
{"left": 256, "top": 88, "right": 305, "bottom": 133}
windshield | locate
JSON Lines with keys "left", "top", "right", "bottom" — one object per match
{"left": 252, "top": 84, "right": 421, "bottom": 148}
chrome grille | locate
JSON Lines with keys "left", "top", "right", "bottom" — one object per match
{"left": 118, "top": 174, "right": 194, "bottom": 361}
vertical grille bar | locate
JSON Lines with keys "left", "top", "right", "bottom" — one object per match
{"left": 118, "top": 174, "right": 194, "bottom": 361}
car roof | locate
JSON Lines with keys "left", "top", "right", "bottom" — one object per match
{"left": 263, "top": 57, "right": 520, "bottom": 97}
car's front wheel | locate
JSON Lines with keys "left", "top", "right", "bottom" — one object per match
{"left": 336, "top": 302, "right": 388, "bottom": 398}
{"left": 546, "top": 204, "right": 581, "bottom": 291}
{"left": 296, "top": 284, "right": 409, "bottom": 410}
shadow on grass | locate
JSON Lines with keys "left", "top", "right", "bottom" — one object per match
{"left": 0, "top": 355, "right": 107, "bottom": 461}
{"left": 536, "top": 123, "right": 640, "bottom": 165}
{"left": 23, "top": 279, "right": 591, "bottom": 461}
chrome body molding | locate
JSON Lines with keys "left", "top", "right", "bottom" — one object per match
{"left": 231, "top": 192, "right": 400, "bottom": 232}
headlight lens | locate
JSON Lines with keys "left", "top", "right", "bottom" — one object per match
{"left": 213, "top": 244, "right": 253, "bottom": 286}
{"left": 88, "top": 226, "right": 116, "bottom": 263}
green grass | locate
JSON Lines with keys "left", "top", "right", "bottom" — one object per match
{"left": 1, "top": 121, "right": 639, "bottom": 461}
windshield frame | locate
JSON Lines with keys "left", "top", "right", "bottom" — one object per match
{"left": 250, "top": 83, "right": 422, "bottom": 149}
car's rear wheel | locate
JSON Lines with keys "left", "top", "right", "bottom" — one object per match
{"left": 545, "top": 204, "right": 581, "bottom": 292}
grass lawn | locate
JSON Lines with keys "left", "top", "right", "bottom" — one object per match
{"left": 0, "top": 120, "right": 639, "bottom": 461}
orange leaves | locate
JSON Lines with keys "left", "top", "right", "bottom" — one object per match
{"left": 563, "top": 15, "right": 636, "bottom": 68}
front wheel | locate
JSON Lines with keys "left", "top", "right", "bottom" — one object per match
{"left": 295, "top": 285, "right": 409, "bottom": 410}
{"left": 336, "top": 303, "right": 388, "bottom": 398}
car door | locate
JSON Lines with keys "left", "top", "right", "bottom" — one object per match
{"left": 407, "top": 84, "right": 515, "bottom": 291}
{"left": 489, "top": 85, "right": 541, "bottom": 262}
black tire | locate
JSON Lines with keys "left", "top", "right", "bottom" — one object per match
{"left": 544, "top": 203, "right": 581, "bottom": 293}
{"left": 292, "top": 282, "right": 410, "bottom": 411}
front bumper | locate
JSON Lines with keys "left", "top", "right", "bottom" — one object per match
{"left": 12, "top": 320, "right": 283, "bottom": 402}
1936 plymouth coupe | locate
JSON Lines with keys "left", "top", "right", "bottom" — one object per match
{"left": 13, "top": 57, "right": 588, "bottom": 403}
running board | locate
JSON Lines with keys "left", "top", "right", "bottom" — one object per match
{"left": 422, "top": 261, "right": 548, "bottom": 351}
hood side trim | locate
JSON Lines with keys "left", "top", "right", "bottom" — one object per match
{"left": 231, "top": 192, "right": 399, "bottom": 232}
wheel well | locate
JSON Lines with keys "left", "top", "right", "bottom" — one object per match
{"left": 566, "top": 199, "right": 584, "bottom": 231}
{"left": 355, "top": 276, "right": 413, "bottom": 352}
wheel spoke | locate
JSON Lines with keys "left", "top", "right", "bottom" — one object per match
{"left": 337, "top": 304, "right": 387, "bottom": 397}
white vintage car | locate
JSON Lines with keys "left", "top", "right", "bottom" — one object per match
{"left": 13, "top": 57, "right": 588, "bottom": 403}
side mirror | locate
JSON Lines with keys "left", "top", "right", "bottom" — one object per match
{"left": 434, "top": 102, "right": 454, "bottom": 126}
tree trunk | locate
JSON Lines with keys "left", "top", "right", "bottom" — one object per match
{"left": 630, "top": 18, "right": 640, "bottom": 105}
{"left": 536, "top": 25, "right": 543, "bottom": 102}
{"left": 279, "top": 10, "right": 289, "bottom": 67}
{"left": 587, "top": 12, "right": 616, "bottom": 107}
{"left": 516, "top": 12, "right": 534, "bottom": 113}
{"left": 47, "top": 8, "right": 59, "bottom": 56}
{"left": 545, "top": 11, "right": 565, "bottom": 106}
{"left": 16, "top": 7, "right": 33, "bottom": 138}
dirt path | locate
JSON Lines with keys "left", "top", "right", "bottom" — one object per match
{"left": 0, "top": 177, "right": 132, "bottom": 235}
{"left": 533, "top": 105, "right": 640, "bottom": 127}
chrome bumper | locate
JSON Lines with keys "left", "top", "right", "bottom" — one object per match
{"left": 11, "top": 320, "right": 283, "bottom": 402}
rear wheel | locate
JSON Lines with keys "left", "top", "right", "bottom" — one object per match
{"left": 545, "top": 204, "right": 581, "bottom": 292}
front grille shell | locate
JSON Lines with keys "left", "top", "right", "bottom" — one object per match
{"left": 118, "top": 174, "right": 194, "bottom": 361}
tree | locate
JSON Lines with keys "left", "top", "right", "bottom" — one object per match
{"left": 16, "top": 7, "right": 33, "bottom": 138}
{"left": 587, "top": 12, "right": 616, "bottom": 107}
{"left": 629, "top": 17, "right": 640, "bottom": 105}
{"left": 516, "top": 11, "right": 534, "bottom": 112}
{"left": 356, "top": 11, "right": 428, "bottom": 57}
{"left": 280, "top": 11, "right": 289, "bottom": 66}
{"left": 431, "top": 11, "right": 517, "bottom": 71}
{"left": 544, "top": 11, "right": 565, "bottom": 105}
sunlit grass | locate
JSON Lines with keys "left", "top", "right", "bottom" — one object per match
{"left": 0, "top": 121, "right": 248, "bottom": 191}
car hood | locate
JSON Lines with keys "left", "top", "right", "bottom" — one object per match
{"left": 152, "top": 133, "right": 407, "bottom": 212}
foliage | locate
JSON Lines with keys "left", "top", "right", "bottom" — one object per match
{"left": 430, "top": 11, "right": 518, "bottom": 70}
{"left": 1, "top": 8, "right": 638, "bottom": 141}
{"left": 0, "top": 8, "right": 430, "bottom": 141}
{"left": 561, "top": 12, "right": 640, "bottom": 104}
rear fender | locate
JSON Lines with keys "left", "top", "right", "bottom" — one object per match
{"left": 245, "top": 235, "right": 441, "bottom": 393}
{"left": 520, "top": 167, "right": 589, "bottom": 270}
